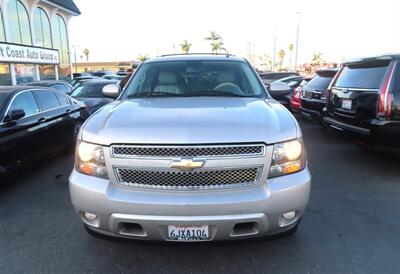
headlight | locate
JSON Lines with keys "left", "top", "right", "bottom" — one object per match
{"left": 268, "top": 139, "right": 306, "bottom": 178}
{"left": 76, "top": 141, "right": 108, "bottom": 178}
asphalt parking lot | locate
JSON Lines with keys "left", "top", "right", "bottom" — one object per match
{"left": 0, "top": 117, "right": 399, "bottom": 274}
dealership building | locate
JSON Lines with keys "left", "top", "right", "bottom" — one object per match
{"left": 0, "top": 0, "right": 80, "bottom": 85}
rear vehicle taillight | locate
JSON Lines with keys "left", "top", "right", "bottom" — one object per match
{"left": 377, "top": 62, "right": 395, "bottom": 118}
{"left": 325, "top": 66, "right": 344, "bottom": 103}
{"left": 291, "top": 87, "right": 301, "bottom": 110}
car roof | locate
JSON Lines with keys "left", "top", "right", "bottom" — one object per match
{"left": 0, "top": 85, "right": 58, "bottom": 98}
{"left": 275, "top": 75, "right": 303, "bottom": 82}
{"left": 145, "top": 54, "right": 246, "bottom": 63}
{"left": 344, "top": 53, "right": 400, "bottom": 64}
{"left": 315, "top": 68, "right": 339, "bottom": 77}
{"left": 22, "top": 80, "right": 68, "bottom": 86}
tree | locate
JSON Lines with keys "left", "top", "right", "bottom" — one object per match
{"left": 278, "top": 49, "right": 286, "bottom": 70}
{"left": 258, "top": 54, "right": 272, "bottom": 71}
{"left": 137, "top": 54, "right": 149, "bottom": 62}
{"left": 204, "top": 31, "right": 226, "bottom": 54}
{"left": 311, "top": 52, "right": 324, "bottom": 65}
{"left": 180, "top": 40, "right": 192, "bottom": 54}
{"left": 83, "top": 48, "right": 89, "bottom": 61}
{"left": 288, "top": 43, "right": 294, "bottom": 70}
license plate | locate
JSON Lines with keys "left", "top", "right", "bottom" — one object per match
{"left": 168, "top": 225, "right": 209, "bottom": 241}
{"left": 341, "top": 99, "right": 352, "bottom": 110}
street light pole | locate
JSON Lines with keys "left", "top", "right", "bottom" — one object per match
{"left": 294, "top": 11, "right": 301, "bottom": 71}
{"left": 73, "top": 45, "right": 79, "bottom": 73}
{"left": 247, "top": 42, "right": 252, "bottom": 65}
{"left": 272, "top": 26, "right": 277, "bottom": 71}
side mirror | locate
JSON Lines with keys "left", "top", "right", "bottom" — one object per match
{"left": 268, "top": 82, "right": 291, "bottom": 98}
{"left": 4, "top": 109, "right": 25, "bottom": 122}
{"left": 102, "top": 84, "right": 120, "bottom": 99}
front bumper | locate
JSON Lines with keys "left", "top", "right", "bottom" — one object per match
{"left": 322, "top": 116, "right": 400, "bottom": 148}
{"left": 69, "top": 168, "right": 311, "bottom": 241}
{"left": 300, "top": 99, "right": 324, "bottom": 122}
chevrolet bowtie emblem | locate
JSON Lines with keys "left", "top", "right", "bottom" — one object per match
{"left": 170, "top": 159, "right": 205, "bottom": 171}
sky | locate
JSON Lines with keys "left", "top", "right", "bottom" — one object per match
{"left": 69, "top": 0, "right": 400, "bottom": 65}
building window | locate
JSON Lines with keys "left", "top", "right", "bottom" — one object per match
{"left": 58, "top": 65, "right": 70, "bottom": 81}
{"left": 14, "top": 64, "right": 35, "bottom": 84}
{"left": 33, "top": 8, "right": 52, "bottom": 48}
{"left": 0, "top": 63, "right": 11, "bottom": 85}
{"left": 53, "top": 15, "right": 69, "bottom": 65}
{"left": 6, "top": 0, "right": 32, "bottom": 45}
{"left": 0, "top": 9, "right": 5, "bottom": 42}
{"left": 39, "top": 65, "right": 55, "bottom": 80}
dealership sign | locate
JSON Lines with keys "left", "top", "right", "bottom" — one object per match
{"left": 0, "top": 43, "right": 59, "bottom": 65}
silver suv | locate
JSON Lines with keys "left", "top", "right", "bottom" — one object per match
{"left": 69, "top": 54, "right": 311, "bottom": 241}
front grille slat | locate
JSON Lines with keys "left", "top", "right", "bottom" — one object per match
{"left": 112, "top": 144, "right": 264, "bottom": 158}
{"left": 115, "top": 167, "right": 260, "bottom": 190}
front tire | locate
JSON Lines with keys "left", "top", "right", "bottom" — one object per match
{"left": 73, "top": 121, "right": 83, "bottom": 140}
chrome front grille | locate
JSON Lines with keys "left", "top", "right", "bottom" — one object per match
{"left": 111, "top": 144, "right": 265, "bottom": 159}
{"left": 115, "top": 167, "right": 261, "bottom": 190}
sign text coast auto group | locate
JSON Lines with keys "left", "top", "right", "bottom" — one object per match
{"left": 0, "top": 43, "right": 59, "bottom": 65}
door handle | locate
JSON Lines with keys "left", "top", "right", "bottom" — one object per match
{"left": 38, "top": 117, "right": 49, "bottom": 123}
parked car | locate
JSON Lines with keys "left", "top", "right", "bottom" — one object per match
{"left": 91, "top": 70, "right": 113, "bottom": 77}
{"left": 259, "top": 72, "right": 300, "bottom": 87}
{"left": 323, "top": 54, "right": 400, "bottom": 148}
{"left": 70, "top": 76, "right": 100, "bottom": 88}
{"left": 300, "top": 68, "right": 338, "bottom": 122}
{"left": 73, "top": 72, "right": 92, "bottom": 79}
{"left": 117, "top": 70, "right": 128, "bottom": 76}
{"left": 22, "top": 80, "right": 73, "bottom": 95}
{"left": 270, "top": 76, "right": 304, "bottom": 108}
{"left": 0, "top": 86, "right": 89, "bottom": 176}
{"left": 69, "top": 54, "right": 311, "bottom": 241}
{"left": 101, "top": 75, "right": 125, "bottom": 81}
{"left": 290, "top": 75, "right": 314, "bottom": 113}
{"left": 70, "top": 80, "right": 118, "bottom": 114}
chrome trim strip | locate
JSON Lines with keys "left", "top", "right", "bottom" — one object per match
{"left": 332, "top": 87, "right": 379, "bottom": 92}
{"left": 110, "top": 144, "right": 267, "bottom": 160}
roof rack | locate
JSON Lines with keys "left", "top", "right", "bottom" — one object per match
{"left": 160, "top": 53, "right": 235, "bottom": 57}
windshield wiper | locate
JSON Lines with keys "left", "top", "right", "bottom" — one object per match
{"left": 127, "top": 92, "right": 185, "bottom": 98}
{"left": 184, "top": 91, "right": 252, "bottom": 97}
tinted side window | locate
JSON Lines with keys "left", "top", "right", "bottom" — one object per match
{"left": 335, "top": 61, "right": 389, "bottom": 89}
{"left": 9, "top": 91, "right": 39, "bottom": 116}
{"left": 55, "top": 93, "right": 70, "bottom": 106}
{"left": 35, "top": 90, "right": 61, "bottom": 110}
{"left": 52, "top": 83, "right": 72, "bottom": 93}
{"left": 393, "top": 61, "right": 400, "bottom": 91}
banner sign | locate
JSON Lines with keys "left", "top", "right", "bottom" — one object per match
{"left": 0, "top": 43, "right": 59, "bottom": 64}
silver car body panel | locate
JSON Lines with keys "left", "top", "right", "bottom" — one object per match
{"left": 80, "top": 97, "right": 299, "bottom": 146}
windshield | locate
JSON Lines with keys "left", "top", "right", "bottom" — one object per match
{"left": 122, "top": 60, "right": 266, "bottom": 98}
{"left": 305, "top": 75, "right": 334, "bottom": 91}
{"left": 335, "top": 61, "right": 389, "bottom": 89}
{"left": 70, "top": 84, "right": 108, "bottom": 98}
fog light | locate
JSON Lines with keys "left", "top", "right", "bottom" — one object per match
{"left": 84, "top": 212, "right": 97, "bottom": 221}
{"left": 283, "top": 211, "right": 296, "bottom": 220}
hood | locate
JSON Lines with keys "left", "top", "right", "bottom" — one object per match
{"left": 81, "top": 97, "right": 299, "bottom": 146}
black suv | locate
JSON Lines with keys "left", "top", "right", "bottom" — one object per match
{"left": 323, "top": 54, "right": 400, "bottom": 148}
{"left": 300, "top": 68, "right": 338, "bottom": 122}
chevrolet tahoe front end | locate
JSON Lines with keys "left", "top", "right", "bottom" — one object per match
{"left": 69, "top": 55, "right": 311, "bottom": 241}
